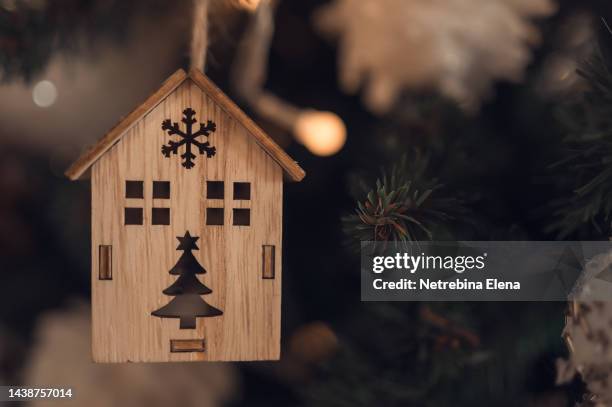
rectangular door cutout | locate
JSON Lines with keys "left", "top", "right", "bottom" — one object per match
{"left": 262, "top": 245, "right": 275, "bottom": 279}
{"left": 170, "top": 339, "right": 205, "bottom": 353}
{"left": 99, "top": 245, "right": 112, "bottom": 280}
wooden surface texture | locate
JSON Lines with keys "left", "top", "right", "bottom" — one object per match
{"left": 91, "top": 78, "right": 283, "bottom": 362}
{"left": 67, "top": 69, "right": 305, "bottom": 182}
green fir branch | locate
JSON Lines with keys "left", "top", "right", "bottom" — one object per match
{"left": 343, "top": 154, "right": 464, "bottom": 248}
{"left": 547, "top": 41, "right": 612, "bottom": 238}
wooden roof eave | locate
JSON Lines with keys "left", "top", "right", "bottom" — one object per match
{"left": 65, "top": 68, "right": 305, "bottom": 182}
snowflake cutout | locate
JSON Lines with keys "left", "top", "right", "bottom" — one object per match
{"left": 161, "top": 108, "right": 216, "bottom": 169}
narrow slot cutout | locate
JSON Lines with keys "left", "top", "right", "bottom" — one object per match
{"left": 262, "top": 245, "right": 275, "bottom": 279}
{"left": 170, "top": 339, "right": 205, "bottom": 353}
{"left": 99, "top": 245, "right": 112, "bottom": 280}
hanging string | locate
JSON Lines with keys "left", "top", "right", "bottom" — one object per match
{"left": 231, "top": 0, "right": 346, "bottom": 156}
{"left": 231, "top": 1, "right": 287, "bottom": 116}
{"left": 190, "top": 0, "right": 209, "bottom": 72}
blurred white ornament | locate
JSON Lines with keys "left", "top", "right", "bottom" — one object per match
{"left": 315, "top": 0, "right": 557, "bottom": 114}
{"left": 294, "top": 110, "right": 346, "bottom": 156}
{"left": 558, "top": 250, "right": 612, "bottom": 406}
{"left": 25, "top": 302, "right": 239, "bottom": 407}
{"left": 32, "top": 80, "right": 57, "bottom": 108}
{"left": 1, "top": 0, "right": 16, "bottom": 11}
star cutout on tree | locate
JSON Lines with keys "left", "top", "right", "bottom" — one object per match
{"left": 161, "top": 108, "right": 216, "bottom": 169}
{"left": 176, "top": 231, "right": 200, "bottom": 251}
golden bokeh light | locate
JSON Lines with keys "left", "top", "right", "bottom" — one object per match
{"left": 293, "top": 110, "right": 346, "bottom": 156}
{"left": 234, "top": 0, "right": 261, "bottom": 12}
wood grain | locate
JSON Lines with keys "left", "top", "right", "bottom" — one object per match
{"left": 67, "top": 69, "right": 306, "bottom": 182}
{"left": 170, "top": 339, "right": 206, "bottom": 353}
{"left": 65, "top": 69, "right": 187, "bottom": 181}
{"left": 98, "top": 245, "right": 112, "bottom": 280}
{"left": 262, "top": 245, "right": 275, "bottom": 279}
{"left": 91, "top": 78, "right": 283, "bottom": 362}
{"left": 189, "top": 68, "right": 305, "bottom": 182}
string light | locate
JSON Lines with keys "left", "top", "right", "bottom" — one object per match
{"left": 32, "top": 80, "right": 58, "bottom": 108}
{"left": 231, "top": 0, "right": 347, "bottom": 157}
{"left": 294, "top": 110, "right": 346, "bottom": 156}
{"left": 234, "top": 0, "right": 261, "bottom": 11}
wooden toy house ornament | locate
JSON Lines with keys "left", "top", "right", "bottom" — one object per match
{"left": 65, "top": 68, "right": 305, "bottom": 362}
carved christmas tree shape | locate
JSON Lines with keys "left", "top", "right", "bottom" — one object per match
{"left": 151, "top": 231, "right": 222, "bottom": 329}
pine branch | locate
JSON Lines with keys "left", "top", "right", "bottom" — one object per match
{"left": 342, "top": 154, "right": 464, "bottom": 249}
{"left": 547, "top": 41, "right": 612, "bottom": 238}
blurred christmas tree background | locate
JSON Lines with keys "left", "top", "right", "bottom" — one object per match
{"left": 2, "top": 0, "right": 612, "bottom": 406}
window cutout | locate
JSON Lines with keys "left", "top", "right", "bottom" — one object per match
{"left": 233, "top": 208, "right": 250, "bottom": 226}
{"left": 152, "top": 208, "right": 170, "bottom": 225}
{"left": 207, "top": 181, "right": 224, "bottom": 199}
{"left": 125, "top": 180, "right": 143, "bottom": 198}
{"left": 170, "top": 339, "right": 205, "bottom": 353}
{"left": 262, "top": 245, "right": 275, "bottom": 279}
{"left": 99, "top": 245, "right": 112, "bottom": 280}
{"left": 206, "top": 208, "right": 224, "bottom": 225}
{"left": 125, "top": 207, "right": 143, "bottom": 225}
{"left": 233, "top": 182, "right": 251, "bottom": 200}
{"left": 153, "top": 181, "right": 170, "bottom": 199}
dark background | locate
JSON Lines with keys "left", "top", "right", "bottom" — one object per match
{"left": 2, "top": 0, "right": 612, "bottom": 406}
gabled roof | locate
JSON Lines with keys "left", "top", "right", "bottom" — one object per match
{"left": 65, "top": 68, "right": 305, "bottom": 182}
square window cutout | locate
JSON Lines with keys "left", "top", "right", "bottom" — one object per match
{"left": 153, "top": 181, "right": 170, "bottom": 199}
{"left": 152, "top": 208, "right": 170, "bottom": 225}
{"left": 207, "top": 181, "right": 224, "bottom": 199}
{"left": 206, "top": 208, "right": 224, "bottom": 225}
{"left": 125, "top": 207, "right": 143, "bottom": 225}
{"left": 125, "top": 181, "right": 143, "bottom": 199}
{"left": 233, "top": 182, "right": 251, "bottom": 200}
{"left": 233, "top": 208, "right": 250, "bottom": 226}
